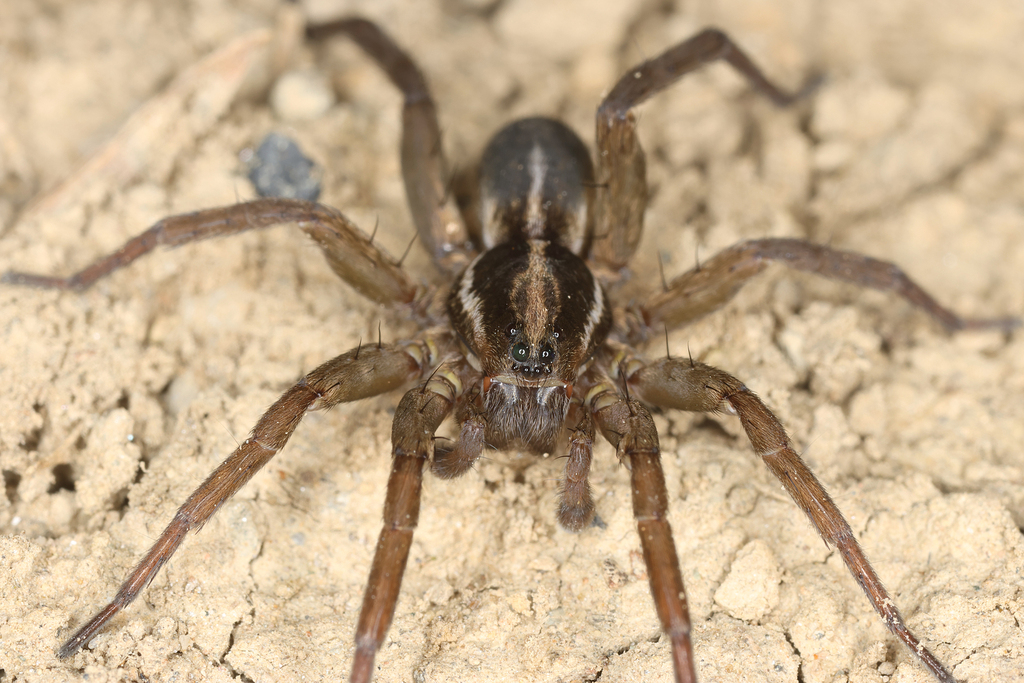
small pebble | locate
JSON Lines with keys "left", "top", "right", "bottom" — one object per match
{"left": 247, "top": 133, "right": 322, "bottom": 201}
{"left": 270, "top": 68, "right": 335, "bottom": 122}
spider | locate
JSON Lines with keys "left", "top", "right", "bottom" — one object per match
{"left": 4, "top": 17, "right": 1017, "bottom": 683}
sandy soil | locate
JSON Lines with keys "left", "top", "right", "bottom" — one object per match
{"left": 2, "top": 1, "right": 1024, "bottom": 682}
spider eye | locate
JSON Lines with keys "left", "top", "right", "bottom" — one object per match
{"left": 539, "top": 344, "right": 553, "bottom": 361}
{"left": 506, "top": 324, "right": 518, "bottom": 337}
{"left": 511, "top": 342, "right": 529, "bottom": 362}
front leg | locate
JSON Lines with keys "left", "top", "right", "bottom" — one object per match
{"left": 592, "top": 29, "right": 816, "bottom": 270}
{"left": 586, "top": 379, "right": 695, "bottom": 683}
{"left": 56, "top": 338, "right": 443, "bottom": 660}
{"left": 351, "top": 363, "right": 465, "bottom": 683}
{"left": 626, "top": 355, "right": 957, "bottom": 683}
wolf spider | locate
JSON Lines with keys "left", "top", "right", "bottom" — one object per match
{"left": 5, "top": 17, "right": 1017, "bottom": 683}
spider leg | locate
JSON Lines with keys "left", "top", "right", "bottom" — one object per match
{"left": 307, "top": 18, "right": 471, "bottom": 272}
{"left": 558, "top": 407, "right": 596, "bottom": 531}
{"left": 431, "top": 382, "right": 486, "bottom": 479}
{"left": 2, "top": 198, "right": 416, "bottom": 305}
{"left": 57, "top": 338, "right": 444, "bottom": 660}
{"left": 592, "top": 29, "right": 816, "bottom": 271}
{"left": 639, "top": 237, "right": 1020, "bottom": 333}
{"left": 625, "top": 355, "right": 957, "bottom": 683}
{"left": 351, "top": 364, "right": 464, "bottom": 683}
{"left": 585, "top": 377, "right": 695, "bottom": 683}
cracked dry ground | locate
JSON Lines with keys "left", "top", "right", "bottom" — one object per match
{"left": 2, "top": 0, "right": 1024, "bottom": 682}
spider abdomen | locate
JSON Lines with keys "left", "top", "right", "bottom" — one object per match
{"left": 478, "top": 117, "right": 595, "bottom": 255}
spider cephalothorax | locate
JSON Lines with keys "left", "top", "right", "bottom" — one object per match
{"left": 446, "top": 117, "right": 613, "bottom": 454}
{"left": 4, "top": 16, "right": 1017, "bottom": 683}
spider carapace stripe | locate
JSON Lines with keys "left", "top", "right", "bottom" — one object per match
{"left": 5, "top": 14, "right": 1015, "bottom": 683}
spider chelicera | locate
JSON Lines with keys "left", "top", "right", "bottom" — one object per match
{"left": 4, "top": 16, "right": 1017, "bottom": 683}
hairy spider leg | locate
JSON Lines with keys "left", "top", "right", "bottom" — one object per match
{"left": 592, "top": 28, "right": 819, "bottom": 271}
{"left": 351, "top": 362, "right": 471, "bottom": 683}
{"left": 583, "top": 376, "right": 696, "bottom": 683}
{"left": 57, "top": 338, "right": 447, "bottom": 659}
{"left": 640, "top": 237, "right": 1021, "bottom": 335}
{"left": 2, "top": 199, "right": 416, "bottom": 305}
{"left": 307, "top": 18, "right": 471, "bottom": 273}
{"left": 625, "top": 355, "right": 958, "bottom": 683}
